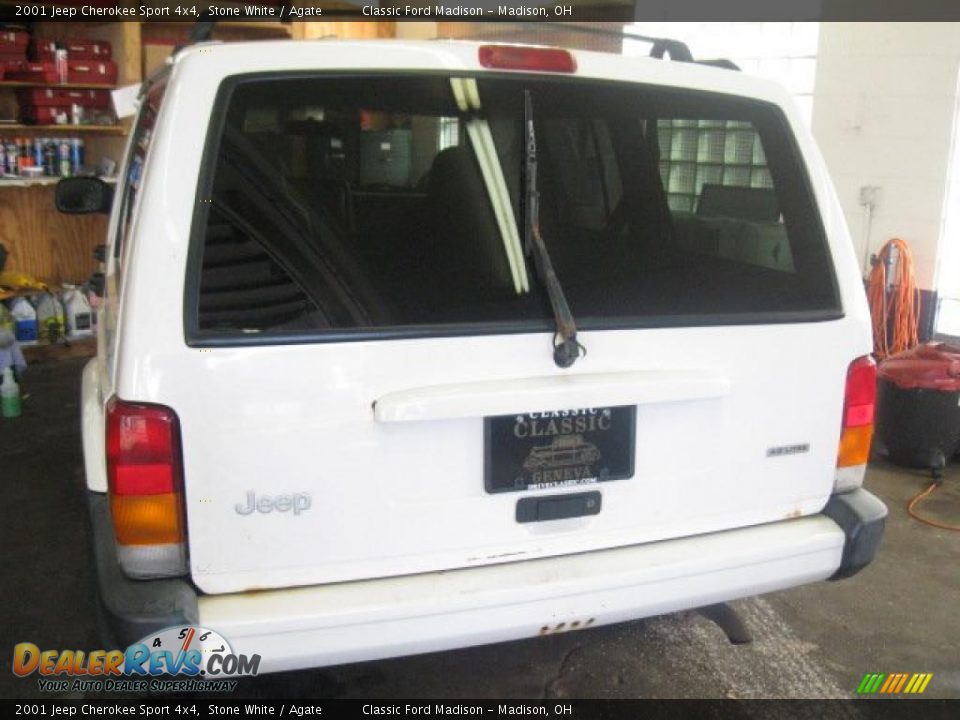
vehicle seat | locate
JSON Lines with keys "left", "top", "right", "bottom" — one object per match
{"left": 422, "top": 145, "right": 517, "bottom": 315}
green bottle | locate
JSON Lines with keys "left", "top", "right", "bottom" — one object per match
{"left": 1, "top": 367, "right": 21, "bottom": 418}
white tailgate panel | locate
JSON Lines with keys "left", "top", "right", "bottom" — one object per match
{"left": 152, "top": 323, "right": 852, "bottom": 594}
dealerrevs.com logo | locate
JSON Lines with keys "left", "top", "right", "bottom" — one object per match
{"left": 13, "top": 626, "right": 260, "bottom": 693}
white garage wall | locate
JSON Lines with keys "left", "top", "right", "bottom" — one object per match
{"left": 811, "top": 22, "right": 960, "bottom": 292}
{"left": 626, "top": 22, "right": 820, "bottom": 124}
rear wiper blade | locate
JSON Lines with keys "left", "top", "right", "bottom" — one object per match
{"left": 524, "top": 89, "right": 584, "bottom": 369}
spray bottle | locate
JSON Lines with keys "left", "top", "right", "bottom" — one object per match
{"left": 1, "top": 366, "right": 20, "bottom": 418}
{"left": 35, "top": 292, "right": 65, "bottom": 344}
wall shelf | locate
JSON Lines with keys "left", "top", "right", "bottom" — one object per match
{"left": 0, "top": 175, "right": 116, "bottom": 188}
{"left": 0, "top": 81, "right": 116, "bottom": 90}
{"left": 0, "top": 123, "right": 124, "bottom": 134}
{"left": 21, "top": 335, "right": 97, "bottom": 364}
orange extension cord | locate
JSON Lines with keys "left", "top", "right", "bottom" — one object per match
{"left": 908, "top": 483, "right": 960, "bottom": 532}
{"left": 866, "top": 239, "right": 958, "bottom": 531}
{"left": 867, "top": 238, "right": 921, "bottom": 360}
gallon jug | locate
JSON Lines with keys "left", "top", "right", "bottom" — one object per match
{"left": 62, "top": 285, "right": 94, "bottom": 339}
{"left": 36, "top": 293, "right": 65, "bottom": 344}
{"left": 9, "top": 297, "right": 37, "bottom": 345}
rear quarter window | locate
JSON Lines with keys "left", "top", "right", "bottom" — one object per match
{"left": 185, "top": 73, "right": 840, "bottom": 345}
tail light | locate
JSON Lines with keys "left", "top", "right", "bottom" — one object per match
{"left": 478, "top": 45, "right": 577, "bottom": 73}
{"left": 835, "top": 356, "right": 877, "bottom": 492}
{"left": 106, "top": 397, "right": 187, "bottom": 578}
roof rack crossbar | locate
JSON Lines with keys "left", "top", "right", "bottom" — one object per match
{"left": 649, "top": 38, "right": 693, "bottom": 62}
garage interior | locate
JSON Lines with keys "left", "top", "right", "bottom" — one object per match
{"left": 1, "top": 16, "right": 959, "bottom": 700}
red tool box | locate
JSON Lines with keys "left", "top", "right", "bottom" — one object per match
{"left": 6, "top": 59, "right": 117, "bottom": 85}
{"left": 31, "top": 39, "right": 113, "bottom": 62}
{"left": 16, "top": 87, "right": 111, "bottom": 108}
{"left": 5, "top": 61, "right": 58, "bottom": 83}
{"left": 65, "top": 59, "right": 118, "bottom": 85}
{"left": 0, "top": 30, "right": 29, "bottom": 54}
{"left": 19, "top": 105, "right": 71, "bottom": 125}
{"left": 0, "top": 54, "right": 24, "bottom": 79}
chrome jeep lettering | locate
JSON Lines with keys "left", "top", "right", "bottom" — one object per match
{"left": 235, "top": 491, "right": 311, "bottom": 516}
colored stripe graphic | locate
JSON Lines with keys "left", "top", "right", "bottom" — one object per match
{"left": 893, "top": 674, "right": 909, "bottom": 693}
{"left": 857, "top": 672, "right": 932, "bottom": 694}
{"left": 905, "top": 673, "right": 933, "bottom": 694}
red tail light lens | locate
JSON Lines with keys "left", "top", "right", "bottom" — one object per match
{"left": 843, "top": 356, "right": 877, "bottom": 428}
{"left": 838, "top": 356, "right": 876, "bottom": 468}
{"left": 479, "top": 45, "right": 577, "bottom": 73}
{"left": 106, "top": 398, "right": 185, "bottom": 547}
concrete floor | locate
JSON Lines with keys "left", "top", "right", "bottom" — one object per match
{"left": 1, "top": 357, "right": 958, "bottom": 700}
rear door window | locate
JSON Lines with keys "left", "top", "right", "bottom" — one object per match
{"left": 186, "top": 75, "right": 839, "bottom": 343}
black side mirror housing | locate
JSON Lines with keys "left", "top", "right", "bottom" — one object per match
{"left": 55, "top": 177, "right": 114, "bottom": 214}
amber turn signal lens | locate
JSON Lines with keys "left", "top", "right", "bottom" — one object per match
{"left": 838, "top": 424, "right": 874, "bottom": 468}
{"left": 110, "top": 493, "right": 185, "bottom": 546}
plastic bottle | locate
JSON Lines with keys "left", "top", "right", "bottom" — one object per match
{"left": 62, "top": 285, "right": 94, "bottom": 339}
{"left": 54, "top": 44, "right": 68, "bottom": 85}
{"left": 35, "top": 293, "right": 65, "bottom": 344}
{"left": 9, "top": 297, "right": 38, "bottom": 345}
{"left": 1, "top": 366, "right": 20, "bottom": 418}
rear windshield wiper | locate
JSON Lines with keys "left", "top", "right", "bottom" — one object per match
{"left": 524, "top": 89, "right": 585, "bottom": 369}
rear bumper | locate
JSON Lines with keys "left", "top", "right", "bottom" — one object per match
{"left": 90, "top": 489, "right": 885, "bottom": 671}
{"left": 87, "top": 493, "right": 198, "bottom": 646}
{"left": 822, "top": 488, "right": 888, "bottom": 580}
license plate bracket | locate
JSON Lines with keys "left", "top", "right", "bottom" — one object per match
{"left": 484, "top": 406, "right": 636, "bottom": 494}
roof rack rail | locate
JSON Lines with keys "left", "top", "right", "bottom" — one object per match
{"left": 525, "top": 22, "right": 736, "bottom": 68}
{"left": 189, "top": 20, "right": 217, "bottom": 44}
{"left": 696, "top": 59, "right": 742, "bottom": 71}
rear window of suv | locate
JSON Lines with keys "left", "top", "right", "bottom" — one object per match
{"left": 185, "top": 74, "right": 839, "bottom": 343}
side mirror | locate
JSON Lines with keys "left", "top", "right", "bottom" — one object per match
{"left": 88, "top": 272, "right": 105, "bottom": 298}
{"left": 55, "top": 177, "right": 113, "bottom": 214}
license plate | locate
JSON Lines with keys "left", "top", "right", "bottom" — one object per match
{"left": 484, "top": 406, "right": 636, "bottom": 494}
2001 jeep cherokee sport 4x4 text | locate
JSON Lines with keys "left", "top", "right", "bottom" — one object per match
{"left": 65, "top": 38, "right": 885, "bottom": 673}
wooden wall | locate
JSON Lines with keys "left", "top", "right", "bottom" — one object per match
{"left": 0, "top": 186, "right": 107, "bottom": 286}
{"left": 1, "top": 22, "right": 138, "bottom": 287}
{"left": 294, "top": 22, "right": 397, "bottom": 40}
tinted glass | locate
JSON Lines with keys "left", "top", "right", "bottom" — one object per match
{"left": 189, "top": 75, "right": 838, "bottom": 340}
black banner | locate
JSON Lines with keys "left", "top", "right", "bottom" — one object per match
{"left": 3, "top": 699, "right": 960, "bottom": 719}
{"left": 2, "top": 1, "right": 960, "bottom": 24}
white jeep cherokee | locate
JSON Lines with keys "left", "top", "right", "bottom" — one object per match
{"left": 63, "top": 37, "right": 886, "bottom": 674}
